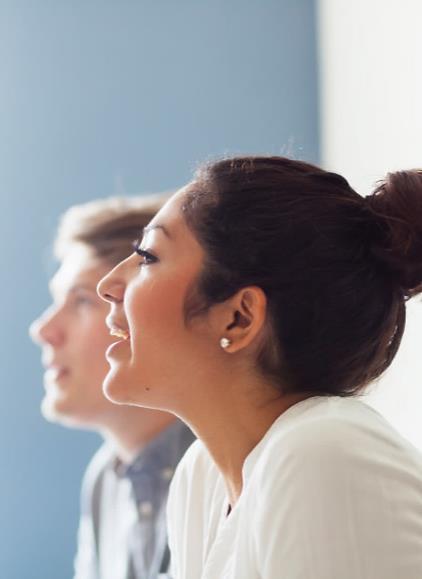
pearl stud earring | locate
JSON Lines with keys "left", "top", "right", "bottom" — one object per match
{"left": 220, "top": 337, "right": 232, "bottom": 349}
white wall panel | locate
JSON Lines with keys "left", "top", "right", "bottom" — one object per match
{"left": 319, "top": 0, "right": 422, "bottom": 448}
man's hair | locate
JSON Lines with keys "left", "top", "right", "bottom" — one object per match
{"left": 54, "top": 193, "right": 169, "bottom": 266}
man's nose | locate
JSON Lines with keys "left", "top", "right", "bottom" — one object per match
{"left": 29, "top": 307, "right": 65, "bottom": 347}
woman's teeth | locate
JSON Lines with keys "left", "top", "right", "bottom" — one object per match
{"left": 110, "top": 328, "right": 130, "bottom": 340}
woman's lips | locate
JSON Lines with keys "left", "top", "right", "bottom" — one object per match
{"left": 106, "top": 339, "right": 129, "bottom": 359}
{"left": 106, "top": 324, "right": 131, "bottom": 359}
{"left": 109, "top": 327, "right": 130, "bottom": 340}
{"left": 106, "top": 316, "right": 130, "bottom": 342}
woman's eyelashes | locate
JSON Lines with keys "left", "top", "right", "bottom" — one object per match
{"left": 133, "top": 238, "right": 158, "bottom": 266}
{"left": 135, "top": 247, "right": 158, "bottom": 266}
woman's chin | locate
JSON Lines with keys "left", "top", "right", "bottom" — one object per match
{"left": 102, "top": 363, "right": 170, "bottom": 410}
{"left": 102, "top": 370, "right": 131, "bottom": 405}
{"left": 102, "top": 370, "right": 149, "bottom": 408}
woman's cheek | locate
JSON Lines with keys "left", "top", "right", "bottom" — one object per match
{"left": 127, "top": 273, "right": 186, "bottom": 330}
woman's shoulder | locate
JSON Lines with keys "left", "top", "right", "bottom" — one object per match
{"left": 246, "top": 398, "right": 422, "bottom": 578}
{"left": 168, "top": 438, "right": 224, "bottom": 548}
{"left": 174, "top": 438, "right": 216, "bottom": 477}
{"left": 170, "top": 438, "right": 221, "bottom": 502}
{"left": 254, "top": 396, "right": 422, "bottom": 486}
{"left": 268, "top": 395, "right": 412, "bottom": 446}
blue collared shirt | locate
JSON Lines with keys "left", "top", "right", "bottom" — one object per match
{"left": 73, "top": 421, "right": 195, "bottom": 579}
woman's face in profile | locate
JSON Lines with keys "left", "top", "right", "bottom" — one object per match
{"left": 98, "top": 188, "right": 219, "bottom": 414}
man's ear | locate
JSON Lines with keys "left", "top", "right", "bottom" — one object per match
{"left": 214, "top": 286, "right": 267, "bottom": 353}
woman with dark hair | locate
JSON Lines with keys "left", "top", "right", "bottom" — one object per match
{"left": 98, "top": 156, "right": 422, "bottom": 578}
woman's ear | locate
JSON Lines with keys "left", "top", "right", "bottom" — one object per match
{"left": 215, "top": 286, "right": 267, "bottom": 353}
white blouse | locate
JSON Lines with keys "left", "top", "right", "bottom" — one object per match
{"left": 167, "top": 396, "right": 422, "bottom": 579}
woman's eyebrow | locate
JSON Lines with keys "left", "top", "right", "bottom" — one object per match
{"left": 142, "top": 224, "right": 172, "bottom": 239}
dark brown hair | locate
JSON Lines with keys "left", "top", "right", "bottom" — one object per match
{"left": 182, "top": 156, "right": 422, "bottom": 397}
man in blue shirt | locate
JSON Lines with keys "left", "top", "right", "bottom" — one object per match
{"left": 30, "top": 195, "right": 194, "bottom": 579}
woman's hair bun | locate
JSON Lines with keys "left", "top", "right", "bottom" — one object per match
{"left": 365, "top": 169, "right": 422, "bottom": 298}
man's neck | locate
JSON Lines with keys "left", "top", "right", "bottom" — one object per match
{"left": 99, "top": 407, "right": 177, "bottom": 464}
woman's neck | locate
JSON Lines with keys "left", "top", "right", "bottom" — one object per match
{"left": 183, "top": 378, "right": 310, "bottom": 506}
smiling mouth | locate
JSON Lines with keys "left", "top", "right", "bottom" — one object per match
{"left": 109, "top": 327, "right": 130, "bottom": 341}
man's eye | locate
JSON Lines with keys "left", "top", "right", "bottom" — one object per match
{"left": 136, "top": 248, "right": 158, "bottom": 265}
{"left": 73, "top": 295, "right": 95, "bottom": 307}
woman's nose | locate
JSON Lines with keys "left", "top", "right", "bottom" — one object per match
{"left": 97, "top": 264, "right": 126, "bottom": 304}
{"left": 29, "top": 307, "right": 65, "bottom": 347}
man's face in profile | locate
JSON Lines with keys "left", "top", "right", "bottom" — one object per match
{"left": 30, "top": 244, "right": 116, "bottom": 428}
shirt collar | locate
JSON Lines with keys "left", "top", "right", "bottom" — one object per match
{"left": 112, "top": 420, "right": 194, "bottom": 484}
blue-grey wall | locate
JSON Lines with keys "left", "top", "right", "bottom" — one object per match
{"left": 0, "top": 1, "right": 318, "bottom": 577}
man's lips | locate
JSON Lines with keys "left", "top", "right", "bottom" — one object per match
{"left": 44, "top": 365, "right": 70, "bottom": 383}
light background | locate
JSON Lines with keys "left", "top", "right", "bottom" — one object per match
{"left": 0, "top": 1, "right": 318, "bottom": 577}
{"left": 319, "top": 0, "right": 422, "bottom": 448}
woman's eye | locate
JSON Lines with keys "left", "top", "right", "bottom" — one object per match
{"left": 136, "top": 248, "right": 158, "bottom": 266}
{"left": 133, "top": 238, "right": 158, "bottom": 266}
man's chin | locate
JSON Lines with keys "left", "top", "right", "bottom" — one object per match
{"left": 40, "top": 397, "right": 95, "bottom": 430}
